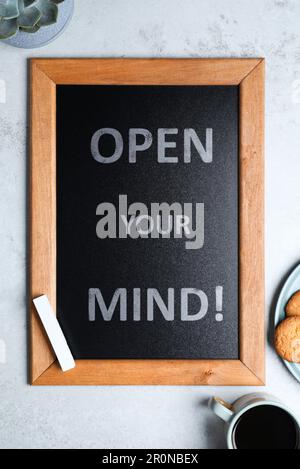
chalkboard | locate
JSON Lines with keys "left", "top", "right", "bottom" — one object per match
{"left": 56, "top": 85, "right": 239, "bottom": 359}
{"left": 30, "top": 58, "right": 264, "bottom": 385}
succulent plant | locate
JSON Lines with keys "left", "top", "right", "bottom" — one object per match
{"left": 0, "top": 0, "right": 65, "bottom": 39}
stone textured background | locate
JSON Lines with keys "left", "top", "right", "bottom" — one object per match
{"left": 1, "top": 0, "right": 300, "bottom": 449}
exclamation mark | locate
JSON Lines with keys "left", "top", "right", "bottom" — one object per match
{"left": 215, "top": 286, "right": 223, "bottom": 322}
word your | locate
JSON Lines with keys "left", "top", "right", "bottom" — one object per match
{"left": 96, "top": 195, "right": 204, "bottom": 250}
{"left": 91, "top": 128, "right": 213, "bottom": 163}
{"left": 89, "top": 288, "right": 213, "bottom": 322}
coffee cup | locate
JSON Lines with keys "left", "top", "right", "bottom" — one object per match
{"left": 209, "top": 393, "right": 300, "bottom": 449}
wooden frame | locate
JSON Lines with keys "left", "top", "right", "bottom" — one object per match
{"left": 30, "top": 58, "right": 265, "bottom": 385}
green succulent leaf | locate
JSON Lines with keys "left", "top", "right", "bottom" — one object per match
{"left": 17, "top": 5, "right": 41, "bottom": 27}
{"left": 19, "top": 20, "right": 40, "bottom": 32}
{"left": 0, "top": 0, "right": 19, "bottom": 19}
{"left": 36, "top": 0, "right": 58, "bottom": 26}
{"left": 0, "top": 16, "right": 18, "bottom": 39}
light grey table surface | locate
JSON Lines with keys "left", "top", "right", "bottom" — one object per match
{"left": 1, "top": 0, "right": 300, "bottom": 450}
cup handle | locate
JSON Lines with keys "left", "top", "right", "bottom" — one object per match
{"left": 209, "top": 397, "right": 234, "bottom": 423}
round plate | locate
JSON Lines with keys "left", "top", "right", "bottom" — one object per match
{"left": 274, "top": 263, "right": 300, "bottom": 383}
{"left": 2, "top": 0, "right": 74, "bottom": 49}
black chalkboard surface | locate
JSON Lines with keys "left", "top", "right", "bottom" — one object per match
{"left": 57, "top": 85, "right": 239, "bottom": 359}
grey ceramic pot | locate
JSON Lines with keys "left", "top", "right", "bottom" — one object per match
{"left": 2, "top": 0, "right": 74, "bottom": 49}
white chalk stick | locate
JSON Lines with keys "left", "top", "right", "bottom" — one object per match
{"left": 33, "top": 295, "right": 75, "bottom": 372}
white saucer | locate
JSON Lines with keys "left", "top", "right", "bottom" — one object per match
{"left": 274, "top": 263, "right": 300, "bottom": 383}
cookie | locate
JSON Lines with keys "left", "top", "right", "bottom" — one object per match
{"left": 285, "top": 291, "right": 300, "bottom": 317}
{"left": 275, "top": 317, "right": 300, "bottom": 363}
